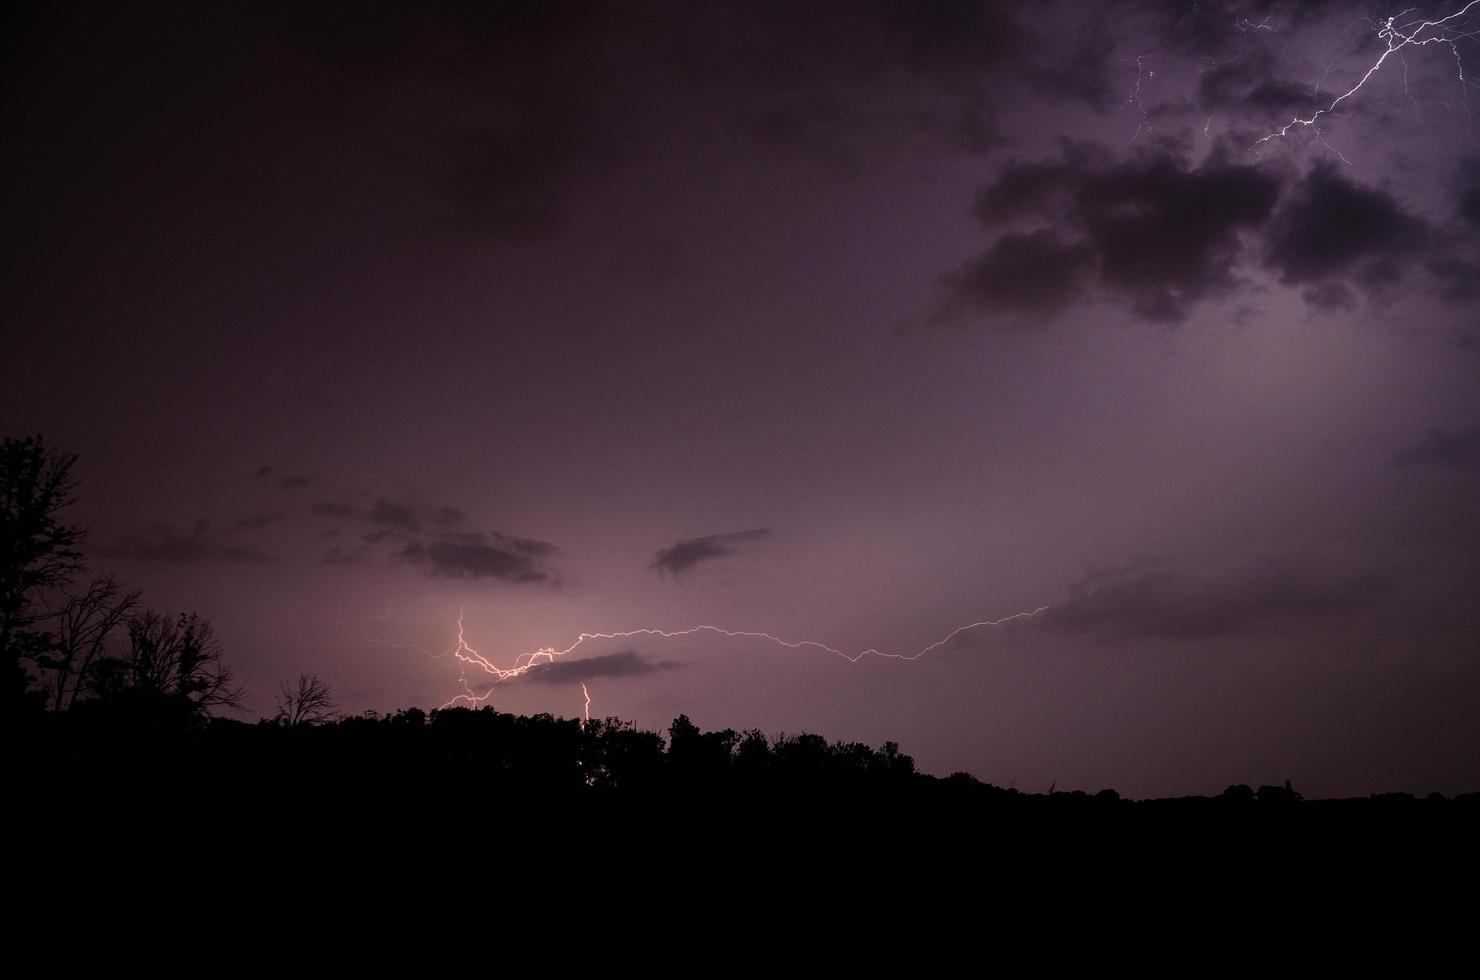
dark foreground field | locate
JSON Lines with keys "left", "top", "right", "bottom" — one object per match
{"left": 14, "top": 702, "right": 1477, "bottom": 953}
{"left": 17, "top": 702, "right": 1476, "bottom": 833}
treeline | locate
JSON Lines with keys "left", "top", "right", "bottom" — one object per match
{"left": 32, "top": 705, "right": 925, "bottom": 796}
{"left": 25, "top": 702, "right": 1480, "bottom": 811}
{"left": 7, "top": 435, "right": 1478, "bottom": 811}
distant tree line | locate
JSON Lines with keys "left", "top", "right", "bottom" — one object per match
{"left": 7, "top": 434, "right": 1477, "bottom": 812}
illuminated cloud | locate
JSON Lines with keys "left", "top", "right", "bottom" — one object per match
{"left": 518, "top": 650, "right": 685, "bottom": 686}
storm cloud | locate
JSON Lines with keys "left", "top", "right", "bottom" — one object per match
{"left": 651, "top": 529, "right": 772, "bottom": 577}
{"left": 102, "top": 520, "right": 275, "bottom": 564}
{"left": 1040, "top": 557, "right": 1392, "bottom": 643}
{"left": 518, "top": 650, "right": 684, "bottom": 686}
{"left": 1262, "top": 162, "right": 1429, "bottom": 287}
{"left": 396, "top": 531, "right": 559, "bottom": 583}
{"left": 938, "top": 144, "right": 1283, "bottom": 322}
{"left": 9, "top": 0, "right": 1480, "bottom": 797}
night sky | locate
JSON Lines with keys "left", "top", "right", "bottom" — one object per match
{"left": 6, "top": 1, "right": 1479, "bottom": 797}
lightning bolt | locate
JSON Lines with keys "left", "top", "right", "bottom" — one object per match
{"left": 1257, "top": 1, "right": 1480, "bottom": 149}
{"left": 1123, "top": 53, "right": 1156, "bottom": 146}
{"left": 581, "top": 682, "right": 591, "bottom": 725}
{"left": 416, "top": 606, "right": 1050, "bottom": 711}
{"left": 331, "top": 604, "right": 1050, "bottom": 714}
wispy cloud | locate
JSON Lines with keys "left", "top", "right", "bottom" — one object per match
{"left": 651, "top": 528, "right": 772, "bottom": 576}
{"left": 102, "top": 519, "right": 274, "bottom": 564}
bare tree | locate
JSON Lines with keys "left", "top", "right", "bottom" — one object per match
{"left": 275, "top": 672, "right": 337, "bottom": 726}
{"left": 88, "top": 609, "right": 245, "bottom": 714}
{"left": 36, "top": 575, "right": 141, "bottom": 711}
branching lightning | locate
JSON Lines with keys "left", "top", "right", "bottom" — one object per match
{"left": 343, "top": 606, "right": 1049, "bottom": 718}
{"left": 1257, "top": 1, "right": 1480, "bottom": 149}
{"left": 1123, "top": 54, "right": 1157, "bottom": 145}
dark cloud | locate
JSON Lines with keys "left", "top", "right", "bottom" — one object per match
{"left": 738, "top": 100, "right": 861, "bottom": 175}
{"left": 444, "top": 110, "right": 614, "bottom": 240}
{"left": 884, "top": 0, "right": 1024, "bottom": 79}
{"left": 102, "top": 520, "right": 274, "bottom": 564}
{"left": 1196, "top": 50, "right": 1328, "bottom": 121}
{"left": 0, "top": 0, "right": 1134, "bottom": 258}
{"left": 1301, "top": 281, "right": 1358, "bottom": 312}
{"left": 1427, "top": 257, "right": 1480, "bottom": 303}
{"left": 948, "top": 143, "right": 1282, "bottom": 322}
{"left": 260, "top": 0, "right": 627, "bottom": 241}
{"left": 1263, "top": 162, "right": 1428, "bottom": 286}
{"left": 1456, "top": 158, "right": 1480, "bottom": 230}
{"left": 366, "top": 498, "right": 421, "bottom": 533}
{"left": 651, "top": 528, "right": 772, "bottom": 576}
{"left": 311, "top": 489, "right": 555, "bottom": 578}
{"left": 256, "top": 465, "right": 307, "bottom": 487}
{"left": 518, "top": 650, "right": 684, "bottom": 686}
{"left": 1395, "top": 424, "right": 1480, "bottom": 468}
{"left": 427, "top": 505, "right": 465, "bottom": 528}
{"left": 230, "top": 511, "right": 285, "bottom": 531}
{"left": 934, "top": 142, "right": 1464, "bottom": 324}
{"left": 264, "top": 0, "right": 586, "bottom": 72}
{"left": 1150, "top": 0, "right": 1356, "bottom": 60}
{"left": 660, "top": 0, "right": 1025, "bottom": 92}
{"left": 321, "top": 545, "right": 373, "bottom": 566}
{"left": 1040, "top": 556, "right": 1390, "bottom": 643}
{"left": 361, "top": 497, "right": 467, "bottom": 535}
{"left": 933, "top": 230, "right": 1095, "bottom": 322}
{"left": 395, "top": 531, "right": 558, "bottom": 583}
{"left": 946, "top": 98, "right": 1002, "bottom": 155}
{"left": 1031, "top": 18, "right": 1115, "bottom": 109}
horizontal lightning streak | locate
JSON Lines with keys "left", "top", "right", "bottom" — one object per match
{"left": 434, "top": 606, "right": 1050, "bottom": 710}
{"left": 332, "top": 605, "right": 1051, "bottom": 713}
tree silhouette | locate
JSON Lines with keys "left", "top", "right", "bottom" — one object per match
{"left": 84, "top": 609, "right": 245, "bottom": 723}
{"left": 276, "top": 672, "right": 338, "bottom": 726}
{"left": 0, "top": 435, "right": 87, "bottom": 715}
{"left": 34, "top": 574, "right": 141, "bottom": 711}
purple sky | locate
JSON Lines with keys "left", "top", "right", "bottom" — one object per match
{"left": 6, "top": 1, "right": 1480, "bottom": 796}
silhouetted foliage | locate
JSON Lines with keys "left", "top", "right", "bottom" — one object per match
{"left": 0, "top": 435, "right": 86, "bottom": 717}
{"left": 1, "top": 436, "right": 251, "bottom": 735}
{"left": 80, "top": 609, "right": 244, "bottom": 727}
{"left": 1257, "top": 780, "right": 1303, "bottom": 804}
{"left": 583, "top": 716, "right": 667, "bottom": 790}
{"left": 24, "top": 696, "right": 1472, "bottom": 839}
